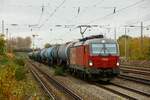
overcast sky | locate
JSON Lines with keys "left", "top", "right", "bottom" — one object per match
{"left": 0, "top": 0, "right": 150, "bottom": 48}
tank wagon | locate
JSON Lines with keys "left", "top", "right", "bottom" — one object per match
{"left": 45, "top": 47, "right": 54, "bottom": 65}
{"left": 28, "top": 52, "right": 32, "bottom": 59}
{"left": 33, "top": 51, "right": 39, "bottom": 61}
{"left": 40, "top": 48, "right": 47, "bottom": 63}
{"left": 57, "top": 42, "right": 75, "bottom": 66}
{"left": 36, "top": 50, "right": 41, "bottom": 62}
{"left": 29, "top": 35, "right": 120, "bottom": 81}
{"left": 51, "top": 45, "right": 60, "bottom": 64}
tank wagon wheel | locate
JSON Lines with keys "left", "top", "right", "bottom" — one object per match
{"left": 77, "top": 70, "right": 82, "bottom": 78}
{"left": 48, "top": 60, "right": 51, "bottom": 66}
{"left": 69, "top": 68, "right": 74, "bottom": 75}
{"left": 106, "top": 78, "right": 113, "bottom": 83}
{"left": 73, "top": 68, "right": 78, "bottom": 76}
{"left": 45, "top": 60, "right": 47, "bottom": 64}
{"left": 50, "top": 59, "right": 53, "bottom": 65}
{"left": 80, "top": 71, "right": 86, "bottom": 80}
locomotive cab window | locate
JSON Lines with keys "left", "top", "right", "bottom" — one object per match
{"left": 105, "top": 44, "right": 117, "bottom": 54}
{"left": 91, "top": 43, "right": 117, "bottom": 55}
{"left": 91, "top": 44, "right": 105, "bottom": 55}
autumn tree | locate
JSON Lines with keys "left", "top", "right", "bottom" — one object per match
{"left": 118, "top": 35, "right": 132, "bottom": 58}
{"left": 44, "top": 43, "right": 51, "bottom": 48}
{"left": 7, "top": 36, "right": 32, "bottom": 50}
{"left": 147, "top": 46, "right": 150, "bottom": 60}
{"left": 118, "top": 35, "right": 150, "bottom": 60}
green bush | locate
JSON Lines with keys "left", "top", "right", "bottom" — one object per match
{"left": 0, "top": 56, "right": 9, "bottom": 65}
{"left": 14, "top": 57, "right": 25, "bottom": 66}
{"left": 0, "top": 35, "right": 6, "bottom": 55}
{"left": 14, "top": 57, "right": 26, "bottom": 81}
{"left": 54, "top": 66, "right": 65, "bottom": 76}
{"left": 15, "top": 66, "right": 26, "bottom": 81}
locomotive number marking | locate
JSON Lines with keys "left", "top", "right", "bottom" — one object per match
{"left": 101, "top": 58, "right": 108, "bottom": 61}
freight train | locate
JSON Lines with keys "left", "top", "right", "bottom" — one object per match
{"left": 29, "top": 35, "right": 120, "bottom": 81}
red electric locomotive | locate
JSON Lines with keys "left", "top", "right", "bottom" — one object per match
{"left": 69, "top": 35, "right": 120, "bottom": 81}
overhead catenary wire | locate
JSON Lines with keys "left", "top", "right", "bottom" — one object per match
{"left": 37, "top": 0, "right": 45, "bottom": 26}
{"left": 74, "top": 0, "right": 105, "bottom": 18}
{"left": 87, "top": 0, "right": 146, "bottom": 24}
{"left": 3, "top": 0, "right": 150, "bottom": 38}
{"left": 39, "top": 0, "right": 67, "bottom": 28}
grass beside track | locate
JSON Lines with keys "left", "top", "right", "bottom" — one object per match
{"left": 0, "top": 53, "right": 44, "bottom": 99}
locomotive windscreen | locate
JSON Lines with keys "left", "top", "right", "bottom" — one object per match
{"left": 91, "top": 43, "right": 117, "bottom": 55}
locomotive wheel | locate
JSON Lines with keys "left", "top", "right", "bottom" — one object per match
{"left": 50, "top": 60, "right": 53, "bottom": 66}
{"left": 83, "top": 73, "right": 88, "bottom": 80}
{"left": 48, "top": 60, "right": 51, "bottom": 66}
{"left": 79, "top": 71, "right": 83, "bottom": 79}
{"left": 76, "top": 70, "right": 80, "bottom": 78}
{"left": 69, "top": 68, "right": 73, "bottom": 74}
{"left": 81, "top": 71, "right": 86, "bottom": 80}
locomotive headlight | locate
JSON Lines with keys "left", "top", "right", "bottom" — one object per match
{"left": 116, "top": 62, "right": 120, "bottom": 66}
{"left": 89, "top": 61, "right": 93, "bottom": 66}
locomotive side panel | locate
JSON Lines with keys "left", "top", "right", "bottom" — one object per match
{"left": 70, "top": 45, "right": 89, "bottom": 68}
{"left": 84, "top": 45, "right": 90, "bottom": 67}
{"left": 75, "top": 46, "right": 85, "bottom": 66}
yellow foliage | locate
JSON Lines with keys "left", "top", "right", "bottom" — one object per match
{"left": 118, "top": 36, "right": 150, "bottom": 60}
{"left": 6, "top": 53, "right": 15, "bottom": 60}
{"left": 0, "top": 56, "right": 39, "bottom": 99}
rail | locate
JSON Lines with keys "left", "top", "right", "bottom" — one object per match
{"left": 29, "top": 60, "right": 82, "bottom": 100}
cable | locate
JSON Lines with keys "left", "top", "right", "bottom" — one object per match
{"left": 39, "top": 0, "right": 67, "bottom": 28}
{"left": 37, "top": 0, "right": 45, "bottom": 26}
{"left": 73, "top": 0, "right": 105, "bottom": 20}
{"left": 87, "top": 0, "right": 145, "bottom": 24}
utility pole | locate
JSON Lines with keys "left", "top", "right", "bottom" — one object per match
{"left": 32, "top": 34, "right": 38, "bottom": 53}
{"left": 9, "top": 31, "right": 13, "bottom": 53}
{"left": 32, "top": 35, "right": 35, "bottom": 53}
{"left": 6, "top": 28, "right": 8, "bottom": 39}
{"left": 2, "top": 20, "right": 4, "bottom": 34}
{"left": 6, "top": 28, "right": 8, "bottom": 52}
{"left": 114, "top": 27, "right": 117, "bottom": 40}
{"left": 141, "top": 22, "right": 143, "bottom": 53}
{"left": 125, "top": 26, "right": 127, "bottom": 60}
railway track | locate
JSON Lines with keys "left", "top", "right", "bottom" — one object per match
{"left": 94, "top": 83, "right": 137, "bottom": 100}
{"left": 28, "top": 60, "right": 82, "bottom": 100}
{"left": 29, "top": 60, "right": 149, "bottom": 100}
{"left": 94, "top": 82, "right": 150, "bottom": 100}
{"left": 118, "top": 74, "right": 150, "bottom": 85}
{"left": 120, "top": 67, "right": 150, "bottom": 76}
{"left": 30, "top": 67, "right": 55, "bottom": 100}
{"left": 121, "top": 64, "right": 150, "bottom": 69}
{"left": 111, "top": 82, "right": 150, "bottom": 97}
{"left": 119, "top": 65, "right": 150, "bottom": 85}
{"left": 120, "top": 65, "right": 150, "bottom": 72}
